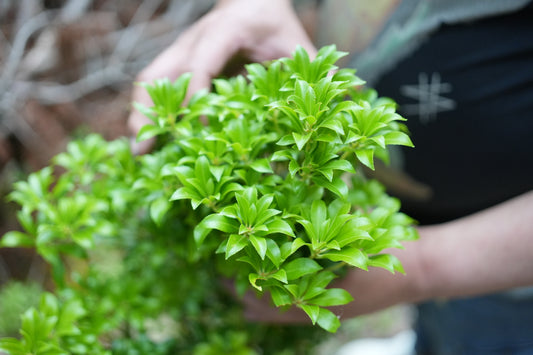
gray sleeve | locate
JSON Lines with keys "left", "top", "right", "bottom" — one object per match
{"left": 351, "top": 0, "right": 532, "bottom": 85}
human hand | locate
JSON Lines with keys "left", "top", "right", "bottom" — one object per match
{"left": 240, "top": 269, "right": 409, "bottom": 326}
{"left": 241, "top": 237, "right": 425, "bottom": 325}
{"left": 128, "top": 0, "right": 317, "bottom": 154}
{"left": 242, "top": 289, "right": 310, "bottom": 325}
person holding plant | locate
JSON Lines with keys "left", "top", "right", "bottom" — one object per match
{"left": 128, "top": 0, "right": 533, "bottom": 354}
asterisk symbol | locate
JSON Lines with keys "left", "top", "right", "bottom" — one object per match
{"left": 399, "top": 72, "right": 456, "bottom": 124}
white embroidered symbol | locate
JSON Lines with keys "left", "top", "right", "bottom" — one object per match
{"left": 399, "top": 72, "right": 456, "bottom": 124}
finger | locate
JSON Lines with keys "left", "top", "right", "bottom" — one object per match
{"left": 150, "top": 14, "right": 243, "bottom": 98}
{"left": 278, "top": 11, "right": 318, "bottom": 60}
{"left": 281, "top": 0, "right": 318, "bottom": 59}
{"left": 246, "top": 0, "right": 317, "bottom": 62}
{"left": 128, "top": 15, "right": 241, "bottom": 137}
{"left": 127, "top": 49, "right": 183, "bottom": 153}
{"left": 187, "top": 17, "right": 242, "bottom": 82}
{"left": 243, "top": 291, "right": 309, "bottom": 324}
{"left": 127, "top": 26, "right": 205, "bottom": 153}
{"left": 161, "top": 24, "right": 214, "bottom": 100}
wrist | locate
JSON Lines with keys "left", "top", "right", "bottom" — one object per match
{"left": 410, "top": 224, "right": 449, "bottom": 302}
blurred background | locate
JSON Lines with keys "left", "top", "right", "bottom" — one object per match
{"left": 0, "top": 0, "right": 215, "bottom": 340}
{"left": 0, "top": 0, "right": 215, "bottom": 291}
{"left": 0, "top": 1, "right": 413, "bottom": 352}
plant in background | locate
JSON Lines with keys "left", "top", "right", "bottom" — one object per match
{"left": 0, "top": 282, "right": 43, "bottom": 337}
{"left": 0, "top": 45, "right": 417, "bottom": 354}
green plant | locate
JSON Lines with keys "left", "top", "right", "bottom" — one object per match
{"left": 0, "top": 45, "right": 417, "bottom": 354}
{"left": 0, "top": 281, "right": 43, "bottom": 337}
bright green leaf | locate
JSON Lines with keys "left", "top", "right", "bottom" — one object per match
{"left": 307, "top": 288, "right": 353, "bottom": 307}
{"left": 0, "top": 338, "right": 25, "bottom": 355}
{"left": 355, "top": 149, "right": 375, "bottom": 170}
{"left": 384, "top": 131, "right": 414, "bottom": 147}
{"left": 368, "top": 254, "right": 405, "bottom": 274}
{"left": 249, "top": 235, "right": 267, "bottom": 260}
{"left": 270, "top": 287, "right": 292, "bottom": 306}
{"left": 271, "top": 269, "right": 288, "bottom": 284}
{"left": 283, "top": 258, "right": 323, "bottom": 280}
{"left": 266, "top": 219, "right": 294, "bottom": 237}
{"left": 136, "top": 124, "right": 165, "bottom": 142}
{"left": 290, "top": 238, "right": 308, "bottom": 254}
{"left": 226, "top": 234, "right": 248, "bottom": 259}
{"left": 248, "top": 273, "right": 262, "bottom": 291}
{"left": 265, "top": 239, "right": 282, "bottom": 267}
{"left": 150, "top": 196, "right": 171, "bottom": 226}
{"left": 298, "top": 304, "right": 320, "bottom": 325}
{"left": 194, "top": 214, "right": 239, "bottom": 245}
{"left": 292, "top": 132, "right": 312, "bottom": 151}
{"left": 0, "top": 231, "right": 34, "bottom": 248}
{"left": 249, "top": 159, "right": 273, "bottom": 174}
{"left": 320, "top": 247, "right": 368, "bottom": 270}
{"left": 317, "top": 308, "right": 341, "bottom": 333}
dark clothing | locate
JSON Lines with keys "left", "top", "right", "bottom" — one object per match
{"left": 374, "top": 4, "right": 533, "bottom": 354}
{"left": 375, "top": 3, "right": 533, "bottom": 224}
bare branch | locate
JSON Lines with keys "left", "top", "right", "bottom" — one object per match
{"left": 17, "top": 65, "right": 129, "bottom": 104}
{"left": 0, "top": 101, "right": 46, "bottom": 154}
{"left": 0, "top": 0, "right": 216, "bottom": 161}
{"left": 0, "top": 10, "right": 56, "bottom": 92}
{"left": 108, "top": 0, "right": 167, "bottom": 65}
{"left": 60, "top": 0, "right": 92, "bottom": 22}
{"left": 14, "top": 0, "right": 43, "bottom": 36}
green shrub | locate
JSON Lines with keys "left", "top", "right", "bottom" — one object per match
{"left": 0, "top": 281, "right": 43, "bottom": 337}
{"left": 0, "top": 45, "right": 417, "bottom": 354}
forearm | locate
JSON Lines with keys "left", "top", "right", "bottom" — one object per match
{"left": 336, "top": 191, "right": 533, "bottom": 319}
{"left": 418, "top": 190, "right": 533, "bottom": 300}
